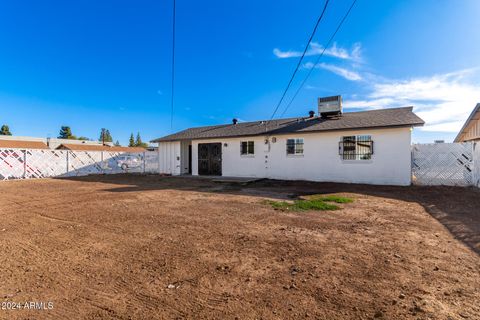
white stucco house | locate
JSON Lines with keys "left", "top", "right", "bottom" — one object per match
{"left": 152, "top": 96, "right": 424, "bottom": 186}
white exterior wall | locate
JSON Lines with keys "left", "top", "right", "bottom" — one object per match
{"left": 180, "top": 141, "right": 191, "bottom": 174}
{"left": 158, "top": 141, "right": 181, "bottom": 175}
{"left": 190, "top": 127, "right": 413, "bottom": 186}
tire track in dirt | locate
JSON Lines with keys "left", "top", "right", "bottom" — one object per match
{"left": 1, "top": 176, "right": 479, "bottom": 319}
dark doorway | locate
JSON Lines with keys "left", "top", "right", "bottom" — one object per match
{"left": 188, "top": 145, "right": 192, "bottom": 174}
{"left": 198, "top": 143, "right": 222, "bottom": 176}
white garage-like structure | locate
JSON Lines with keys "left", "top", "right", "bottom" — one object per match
{"left": 152, "top": 97, "right": 424, "bottom": 186}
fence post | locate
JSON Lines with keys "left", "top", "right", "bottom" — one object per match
{"left": 410, "top": 145, "right": 414, "bottom": 185}
{"left": 474, "top": 142, "right": 479, "bottom": 188}
{"left": 143, "top": 152, "right": 146, "bottom": 174}
{"left": 23, "top": 150, "right": 27, "bottom": 179}
{"left": 66, "top": 151, "right": 69, "bottom": 175}
{"left": 101, "top": 151, "right": 104, "bottom": 174}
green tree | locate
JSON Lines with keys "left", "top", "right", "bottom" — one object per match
{"left": 128, "top": 133, "right": 135, "bottom": 147}
{"left": 58, "top": 126, "right": 76, "bottom": 139}
{"left": 78, "top": 136, "right": 90, "bottom": 141}
{"left": 114, "top": 140, "right": 121, "bottom": 146}
{"left": 135, "top": 132, "right": 148, "bottom": 148}
{"left": 0, "top": 124, "right": 12, "bottom": 135}
{"left": 105, "top": 130, "right": 113, "bottom": 142}
{"left": 99, "top": 128, "right": 113, "bottom": 143}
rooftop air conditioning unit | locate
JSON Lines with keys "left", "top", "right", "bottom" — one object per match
{"left": 318, "top": 95, "right": 342, "bottom": 118}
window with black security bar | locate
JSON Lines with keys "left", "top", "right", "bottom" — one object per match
{"left": 240, "top": 141, "right": 254, "bottom": 155}
{"left": 286, "top": 138, "right": 304, "bottom": 155}
{"left": 339, "top": 135, "right": 373, "bottom": 160}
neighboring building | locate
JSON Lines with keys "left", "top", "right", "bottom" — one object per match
{"left": 0, "top": 139, "right": 49, "bottom": 149}
{"left": 152, "top": 96, "right": 425, "bottom": 186}
{"left": 0, "top": 135, "right": 114, "bottom": 149}
{"left": 454, "top": 103, "right": 480, "bottom": 142}
{"left": 0, "top": 135, "right": 145, "bottom": 152}
{"left": 56, "top": 143, "right": 145, "bottom": 153}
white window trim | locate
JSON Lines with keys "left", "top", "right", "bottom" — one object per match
{"left": 240, "top": 141, "right": 255, "bottom": 156}
{"left": 286, "top": 138, "right": 304, "bottom": 156}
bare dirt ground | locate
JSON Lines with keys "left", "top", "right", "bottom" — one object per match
{"left": 0, "top": 175, "right": 479, "bottom": 320}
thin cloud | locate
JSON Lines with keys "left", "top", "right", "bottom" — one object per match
{"left": 345, "top": 69, "right": 480, "bottom": 132}
{"left": 317, "top": 63, "right": 362, "bottom": 81}
{"left": 303, "top": 62, "right": 362, "bottom": 81}
{"left": 274, "top": 40, "right": 478, "bottom": 134}
{"left": 273, "top": 42, "right": 362, "bottom": 62}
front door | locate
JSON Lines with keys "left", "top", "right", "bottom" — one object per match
{"left": 198, "top": 143, "right": 222, "bottom": 176}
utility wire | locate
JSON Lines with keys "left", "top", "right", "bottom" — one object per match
{"left": 279, "top": 0, "right": 357, "bottom": 118}
{"left": 269, "top": 0, "right": 330, "bottom": 121}
{"left": 170, "top": 0, "right": 176, "bottom": 132}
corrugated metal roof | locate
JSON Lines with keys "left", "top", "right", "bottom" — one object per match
{"left": 152, "top": 107, "right": 425, "bottom": 142}
{"left": 0, "top": 140, "right": 49, "bottom": 149}
{"left": 57, "top": 144, "right": 146, "bottom": 152}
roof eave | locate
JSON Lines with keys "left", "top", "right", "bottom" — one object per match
{"left": 154, "top": 122, "right": 424, "bottom": 142}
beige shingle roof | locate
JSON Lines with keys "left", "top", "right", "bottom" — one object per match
{"left": 0, "top": 140, "right": 49, "bottom": 149}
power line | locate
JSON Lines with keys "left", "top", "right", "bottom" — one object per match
{"left": 279, "top": 0, "right": 357, "bottom": 118}
{"left": 170, "top": 0, "right": 176, "bottom": 132}
{"left": 269, "top": 0, "right": 330, "bottom": 121}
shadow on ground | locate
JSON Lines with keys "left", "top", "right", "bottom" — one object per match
{"left": 60, "top": 174, "right": 480, "bottom": 255}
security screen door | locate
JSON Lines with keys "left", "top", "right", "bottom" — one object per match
{"left": 198, "top": 143, "right": 222, "bottom": 176}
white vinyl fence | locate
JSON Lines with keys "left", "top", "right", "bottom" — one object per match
{"left": 412, "top": 142, "right": 479, "bottom": 187}
{"left": 0, "top": 148, "right": 160, "bottom": 180}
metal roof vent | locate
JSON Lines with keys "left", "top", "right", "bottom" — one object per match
{"left": 308, "top": 110, "right": 315, "bottom": 118}
{"left": 232, "top": 118, "right": 238, "bottom": 125}
{"left": 318, "top": 95, "right": 342, "bottom": 118}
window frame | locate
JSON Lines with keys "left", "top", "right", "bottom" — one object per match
{"left": 240, "top": 140, "right": 255, "bottom": 156}
{"left": 286, "top": 138, "right": 304, "bottom": 156}
{"left": 339, "top": 135, "right": 374, "bottom": 161}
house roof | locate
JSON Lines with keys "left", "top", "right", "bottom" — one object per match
{"left": 57, "top": 143, "right": 145, "bottom": 152}
{"left": 0, "top": 139, "right": 49, "bottom": 149}
{"left": 153, "top": 107, "right": 425, "bottom": 142}
{"left": 454, "top": 103, "right": 480, "bottom": 142}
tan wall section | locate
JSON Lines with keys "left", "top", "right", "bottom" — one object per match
{"left": 462, "top": 118, "right": 480, "bottom": 142}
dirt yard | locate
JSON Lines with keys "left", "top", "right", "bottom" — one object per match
{"left": 0, "top": 175, "right": 479, "bottom": 320}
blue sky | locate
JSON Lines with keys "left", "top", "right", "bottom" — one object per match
{"left": 0, "top": 0, "right": 479, "bottom": 144}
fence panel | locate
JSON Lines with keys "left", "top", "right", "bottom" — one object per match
{"left": 0, "top": 149, "right": 27, "bottom": 180}
{"left": 412, "top": 143, "right": 474, "bottom": 186}
{"left": 0, "top": 148, "right": 160, "bottom": 180}
{"left": 26, "top": 149, "right": 68, "bottom": 178}
{"left": 144, "top": 151, "right": 160, "bottom": 173}
{"left": 66, "top": 151, "right": 104, "bottom": 176}
{"left": 102, "top": 152, "right": 146, "bottom": 174}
